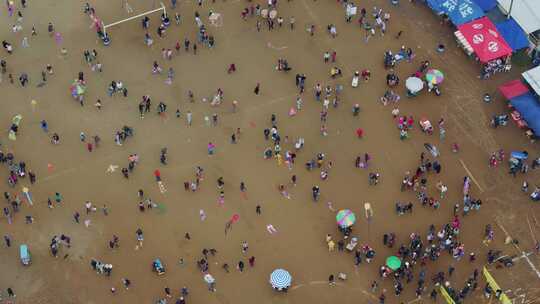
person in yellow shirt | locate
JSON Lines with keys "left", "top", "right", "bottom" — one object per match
{"left": 276, "top": 154, "right": 283, "bottom": 166}
{"left": 328, "top": 240, "right": 335, "bottom": 251}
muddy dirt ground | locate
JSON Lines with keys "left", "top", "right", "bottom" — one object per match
{"left": 0, "top": 0, "right": 539, "bottom": 303}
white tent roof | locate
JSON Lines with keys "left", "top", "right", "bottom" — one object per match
{"left": 497, "top": 0, "right": 540, "bottom": 34}
{"left": 522, "top": 65, "right": 540, "bottom": 96}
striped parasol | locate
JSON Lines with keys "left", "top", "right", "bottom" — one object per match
{"left": 270, "top": 269, "right": 292, "bottom": 289}
{"left": 336, "top": 209, "right": 356, "bottom": 228}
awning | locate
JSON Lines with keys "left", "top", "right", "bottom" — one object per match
{"left": 495, "top": 18, "right": 530, "bottom": 51}
{"left": 472, "top": 0, "right": 496, "bottom": 12}
{"left": 457, "top": 17, "right": 513, "bottom": 62}
{"left": 522, "top": 65, "right": 540, "bottom": 96}
{"left": 426, "top": 0, "right": 485, "bottom": 25}
{"left": 510, "top": 92, "right": 540, "bottom": 135}
{"left": 455, "top": 30, "right": 474, "bottom": 55}
{"left": 498, "top": 79, "right": 529, "bottom": 99}
{"left": 497, "top": 0, "right": 540, "bottom": 34}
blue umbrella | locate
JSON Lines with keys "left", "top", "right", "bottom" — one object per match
{"left": 270, "top": 269, "right": 292, "bottom": 289}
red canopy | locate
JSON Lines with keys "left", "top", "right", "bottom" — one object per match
{"left": 457, "top": 17, "right": 512, "bottom": 63}
{"left": 499, "top": 79, "right": 529, "bottom": 100}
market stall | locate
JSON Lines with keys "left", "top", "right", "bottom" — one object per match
{"left": 495, "top": 18, "right": 530, "bottom": 51}
{"left": 509, "top": 93, "right": 540, "bottom": 138}
{"left": 499, "top": 79, "right": 540, "bottom": 138}
{"left": 455, "top": 17, "right": 513, "bottom": 78}
{"left": 522, "top": 65, "right": 540, "bottom": 96}
{"left": 498, "top": 79, "right": 529, "bottom": 100}
{"left": 427, "top": 0, "right": 485, "bottom": 26}
{"left": 497, "top": 0, "right": 540, "bottom": 35}
{"left": 472, "top": 0, "right": 497, "bottom": 12}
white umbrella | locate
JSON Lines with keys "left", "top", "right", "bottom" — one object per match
{"left": 405, "top": 77, "right": 424, "bottom": 94}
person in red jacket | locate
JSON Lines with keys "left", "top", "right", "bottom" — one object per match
{"left": 356, "top": 128, "right": 364, "bottom": 138}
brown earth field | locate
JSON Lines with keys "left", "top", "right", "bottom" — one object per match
{"left": 0, "top": 0, "right": 539, "bottom": 303}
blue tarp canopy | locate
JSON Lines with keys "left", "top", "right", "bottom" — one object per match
{"left": 426, "top": 0, "right": 485, "bottom": 25}
{"left": 510, "top": 92, "right": 540, "bottom": 135}
{"left": 496, "top": 18, "right": 530, "bottom": 51}
{"left": 427, "top": 0, "right": 444, "bottom": 11}
{"left": 472, "top": 0, "right": 496, "bottom": 12}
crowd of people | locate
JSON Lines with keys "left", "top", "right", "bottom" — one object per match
{"left": 1, "top": 0, "right": 539, "bottom": 303}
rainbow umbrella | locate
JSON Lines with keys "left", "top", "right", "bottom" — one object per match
{"left": 336, "top": 209, "right": 356, "bottom": 228}
{"left": 386, "top": 256, "right": 401, "bottom": 270}
{"left": 425, "top": 69, "right": 444, "bottom": 85}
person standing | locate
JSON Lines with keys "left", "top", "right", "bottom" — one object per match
{"left": 328, "top": 274, "right": 336, "bottom": 286}
{"left": 430, "top": 289, "right": 437, "bottom": 301}
{"left": 254, "top": 83, "right": 260, "bottom": 95}
{"left": 135, "top": 228, "right": 144, "bottom": 248}
{"left": 7, "top": 287, "right": 15, "bottom": 298}
{"left": 122, "top": 278, "right": 131, "bottom": 290}
{"left": 40, "top": 120, "right": 48, "bottom": 132}
{"left": 4, "top": 235, "right": 11, "bottom": 247}
{"left": 186, "top": 111, "right": 192, "bottom": 126}
{"left": 21, "top": 36, "right": 29, "bottom": 48}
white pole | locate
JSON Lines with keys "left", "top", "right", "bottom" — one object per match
{"left": 161, "top": 2, "right": 167, "bottom": 19}
{"left": 102, "top": 5, "right": 166, "bottom": 35}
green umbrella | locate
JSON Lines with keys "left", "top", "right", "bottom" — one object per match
{"left": 386, "top": 256, "right": 401, "bottom": 270}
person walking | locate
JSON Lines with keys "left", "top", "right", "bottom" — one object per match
{"left": 4, "top": 235, "right": 11, "bottom": 247}
{"left": 254, "top": 83, "right": 260, "bottom": 95}
{"left": 40, "top": 120, "right": 48, "bottom": 132}
{"left": 7, "top": 287, "right": 15, "bottom": 298}
{"left": 186, "top": 111, "right": 192, "bottom": 126}
{"left": 328, "top": 274, "right": 336, "bottom": 286}
{"left": 122, "top": 278, "right": 131, "bottom": 290}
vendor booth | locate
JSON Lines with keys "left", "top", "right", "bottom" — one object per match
{"left": 522, "top": 65, "right": 540, "bottom": 96}
{"left": 498, "top": 77, "right": 540, "bottom": 139}
{"left": 455, "top": 17, "right": 513, "bottom": 78}
{"left": 427, "top": 0, "right": 485, "bottom": 26}
{"left": 509, "top": 93, "right": 540, "bottom": 138}
{"left": 495, "top": 18, "right": 530, "bottom": 51}
{"left": 498, "top": 79, "right": 529, "bottom": 100}
{"left": 497, "top": 0, "right": 540, "bottom": 35}
{"left": 472, "top": 0, "right": 497, "bottom": 12}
